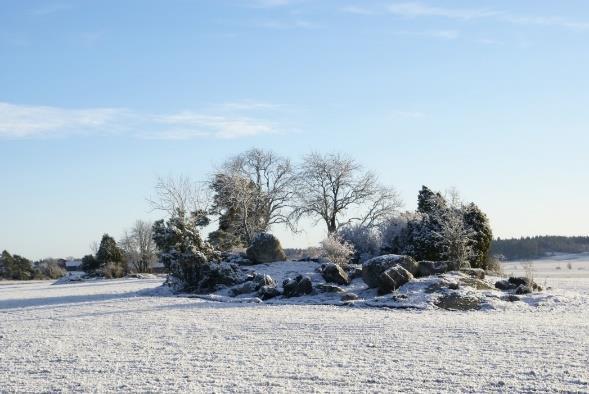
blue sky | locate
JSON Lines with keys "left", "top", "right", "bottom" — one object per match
{"left": 1, "top": 0, "right": 588, "bottom": 259}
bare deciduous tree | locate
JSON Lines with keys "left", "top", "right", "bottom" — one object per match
{"left": 291, "top": 152, "right": 402, "bottom": 235}
{"left": 120, "top": 220, "right": 157, "bottom": 273}
{"left": 148, "top": 175, "right": 211, "bottom": 216}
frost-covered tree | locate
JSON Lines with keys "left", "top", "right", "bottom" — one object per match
{"left": 380, "top": 212, "right": 422, "bottom": 255}
{"left": 433, "top": 208, "right": 475, "bottom": 270}
{"left": 379, "top": 186, "right": 492, "bottom": 270}
{"left": 208, "top": 173, "right": 264, "bottom": 248}
{"left": 152, "top": 210, "right": 220, "bottom": 291}
{"left": 120, "top": 220, "right": 158, "bottom": 273}
{"left": 292, "top": 152, "right": 402, "bottom": 235}
{"left": 417, "top": 186, "right": 447, "bottom": 216}
{"left": 209, "top": 149, "right": 296, "bottom": 248}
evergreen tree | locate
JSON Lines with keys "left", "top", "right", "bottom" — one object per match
{"left": 417, "top": 186, "right": 447, "bottom": 215}
{"left": 95, "top": 234, "right": 124, "bottom": 270}
{"left": 463, "top": 203, "right": 493, "bottom": 268}
{"left": 0, "top": 250, "right": 33, "bottom": 280}
{"left": 81, "top": 254, "right": 100, "bottom": 273}
{"left": 153, "top": 209, "right": 220, "bottom": 291}
{"left": 0, "top": 250, "right": 11, "bottom": 278}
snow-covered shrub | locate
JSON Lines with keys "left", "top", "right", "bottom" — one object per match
{"left": 152, "top": 210, "right": 221, "bottom": 292}
{"left": 34, "top": 259, "right": 66, "bottom": 279}
{"left": 338, "top": 224, "right": 381, "bottom": 263}
{"left": 101, "top": 262, "right": 125, "bottom": 279}
{"left": 319, "top": 235, "right": 355, "bottom": 267}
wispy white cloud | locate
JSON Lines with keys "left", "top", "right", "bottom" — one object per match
{"left": 395, "top": 29, "right": 460, "bottom": 40}
{"left": 340, "top": 5, "right": 376, "bottom": 16}
{"left": 388, "top": 2, "right": 496, "bottom": 20}
{"left": 386, "top": 2, "right": 589, "bottom": 31}
{"left": 246, "top": 0, "right": 295, "bottom": 8}
{"left": 504, "top": 15, "right": 589, "bottom": 31}
{"left": 220, "top": 100, "right": 281, "bottom": 111}
{"left": 148, "top": 113, "right": 277, "bottom": 140}
{"left": 0, "top": 102, "right": 123, "bottom": 138}
{"left": 0, "top": 101, "right": 284, "bottom": 140}
{"left": 255, "top": 19, "right": 319, "bottom": 29}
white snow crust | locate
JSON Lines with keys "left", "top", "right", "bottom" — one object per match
{"left": 1, "top": 258, "right": 588, "bottom": 392}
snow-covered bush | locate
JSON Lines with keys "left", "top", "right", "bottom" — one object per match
{"left": 101, "top": 262, "right": 125, "bottom": 279}
{"left": 34, "top": 259, "right": 66, "bottom": 279}
{"left": 152, "top": 210, "right": 221, "bottom": 292}
{"left": 319, "top": 235, "right": 355, "bottom": 267}
{"left": 338, "top": 224, "right": 381, "bottom": 263}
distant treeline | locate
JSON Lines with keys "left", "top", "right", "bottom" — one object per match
{"left": 491, "top": 236, "right": 589, "bottom": 260}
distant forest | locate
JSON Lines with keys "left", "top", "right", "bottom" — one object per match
{"left": 491, "top": 236, "right": 589, "bottom": 260}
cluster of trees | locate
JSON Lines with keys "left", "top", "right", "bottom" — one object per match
{"left": 338, "top": 186, "right": 493, "bottom": 270}
{"left": 0, "top": 251, "right": 65, "bottom": 280}
{"left": 150, "top": 149, "right": 402, "bottom": 253}
{"left": 81, "top": 220, "right": 158, "bottom": 277}
{"left": 145, "top": 149, "right": 494, "bottom": 286}
{"left": 491, "top": 236, "right": 589, "bottom": 261}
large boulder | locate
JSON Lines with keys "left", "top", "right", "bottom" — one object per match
{"left": 362, "top": 254, "right": 418, "bottom": 288}
{"left": 246, "top": 233, "right": 287, "bottom": 264}
{"left": 229, "top": 273, "right": 276, "bottom": 296}
{"left": 377, "top": 265, "right": 413, "bottom": 294}
{"left": 341, "top": 293, "right": 360, "bottom": 302}
{"left": 460, "top": 268, "right": 486, "bottom": 279}
{"left": 434, "top": 293, "right": 482, "bottom": 311}
{"left": 496, "top": 277, "right": 542, "bottom": 292}
{"left": 258, "top": 285, "right": 281, "bottom": 300}
{"left": 509, "top": 276, "right": 542, "bottom": 291}
{"left": 283, "top": 275, "right": 313, "bottom": 298}
{"left": 346, "top": 265, "right": 363, "bottom": 280}
{"left": 198, "top": 262, "right": 247, "bottom": 292}
{"left": 417, "top": 261, "right": 449, "bottom": 277}
{"left": 320, "top": 263, "right": 351, "bottom": 285}
{"left": 515, "top": 284, "right": 532, "bottom": 294}
{"left": 459, "top": 277, "right": 494, "bottom": 290}
{"left": 230, "top": 281, "right": 259, "bottom": 296}
{"left": 495, "top": 279, "right": 517, "bottom": 291}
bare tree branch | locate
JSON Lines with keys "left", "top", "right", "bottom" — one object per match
{"left": 147, "top": 175, "right": 212, "bottom": 216}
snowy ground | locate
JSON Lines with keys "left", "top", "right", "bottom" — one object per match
{"left": 1, "top": 259, "right": 589, "bottom": 392}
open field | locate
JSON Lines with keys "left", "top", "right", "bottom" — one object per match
{"left": 1, "top": 258, "right": 589, "bottom": 393}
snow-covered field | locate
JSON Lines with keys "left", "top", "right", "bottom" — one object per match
{"left": 1, "top": 258, "right": 589, "bottom": 393}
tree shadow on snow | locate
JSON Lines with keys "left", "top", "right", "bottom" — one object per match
{"left": 0, "top": 290, "right": 143, "bottom": 310}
